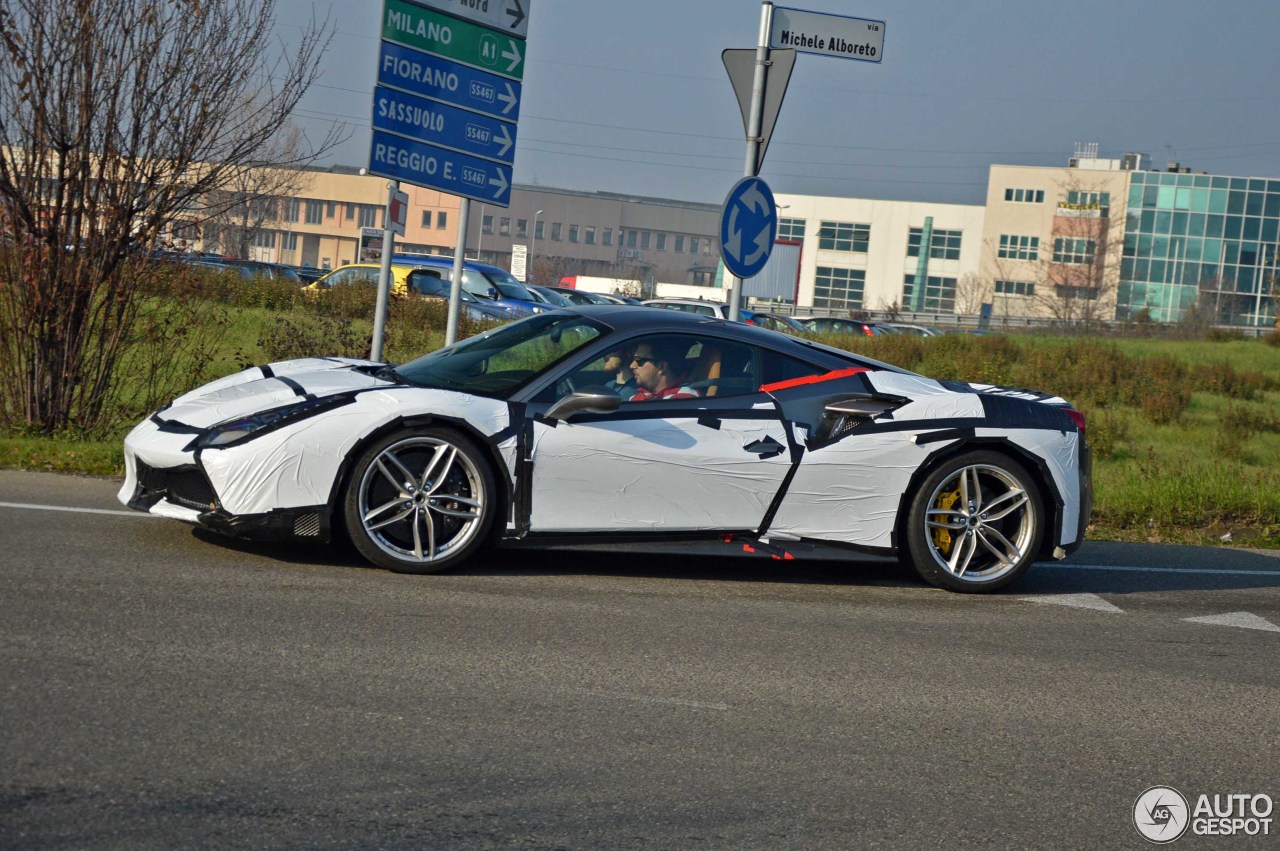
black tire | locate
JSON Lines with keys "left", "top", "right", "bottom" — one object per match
{"left": 903, "top": 450, "right": 1044, "bottom": 593}
{"left": 343, "top": 427, "right": 496, "bottom": 574}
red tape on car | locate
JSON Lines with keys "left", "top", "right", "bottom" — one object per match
{"left": 760, "top": 366, "right": 870, "bottom": 394}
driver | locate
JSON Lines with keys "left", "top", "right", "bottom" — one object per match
{"left": 628, "top": 340, "right": 699, "bottom": 401}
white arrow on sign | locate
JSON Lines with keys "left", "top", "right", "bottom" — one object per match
{"left": 725, "top": 205, "right": 771, "bottom": 267}
{"left": 740, "top": 182, "right": 769, "bottom": 215}
{"left": 498, "top": 82, "right": 518, "bottom": 115}
{"left": 502, "top": 40, "right": 522, "bottom": 73}
{"left": 494, "top": 124, "right": 513, "bottom": 158}
{"left": 489, "top": 168, "right": 509, "bottom": 199}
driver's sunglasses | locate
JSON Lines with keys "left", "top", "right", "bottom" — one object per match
{"left": 630, "top": 355, "right": 657, "bottom": 366}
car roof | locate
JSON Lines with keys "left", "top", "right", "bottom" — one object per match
{"left": 393, "top": 253, "right": 508, "bottom": 274}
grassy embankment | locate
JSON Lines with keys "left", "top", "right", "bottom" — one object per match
{"left": 2, "top": 272, "right": 1278, "bottom": 547}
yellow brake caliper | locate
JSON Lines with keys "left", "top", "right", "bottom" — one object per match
{"left": 932, "top": 485, "right": 962, "bottom": 556}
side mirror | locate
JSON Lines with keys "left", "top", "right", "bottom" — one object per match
{"left": 488, "top": 286, "right": 500, "bottom": 300}
{"left": 546, "top": 390, "right": 620, "bottom": 422}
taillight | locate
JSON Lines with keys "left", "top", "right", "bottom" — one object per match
{"left": 1064, "top": 408, "right": 1086, "bottom": 434}
{"left": 863, "top": 326, "right": 874, "bottom": 336}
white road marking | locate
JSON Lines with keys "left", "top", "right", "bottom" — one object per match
{"left": 1183, "top": 612, "right": 1280, "bottom": 633}
{"left": 0, "top": 501, "right": 154, "bottom": 519}
{"left": 585, "top": 692, "right": 729, "bottom": 711}
{"left": 1020, "top": 592, "right": 1124, "bottom": 613}
{"left": 1041, "top": 563, "right": 1280, "bottom": 578}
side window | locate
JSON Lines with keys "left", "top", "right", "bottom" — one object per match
{"left": 622, "top": 334, "right": 761, "bottom": 401}
{"left": 407, "top": 270, "right": 445, "bottom": 297}
{"left": 758, "top": 349, "right": 826, "bottom": 387}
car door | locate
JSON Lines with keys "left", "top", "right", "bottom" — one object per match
{"left": 522, "top": 333, "right": 812, "bottom": 534}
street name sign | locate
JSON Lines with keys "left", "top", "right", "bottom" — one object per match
{"left": 720, "top": 176, "right": 778, "bottom": 279}
{"left": 769, "top": 6, "right": 885, "bottom": 63}
{"left": 378, "top": 40, "right": 521, "bottom": 122}
{"left": 383, "top": 0, "right": 526, "bottom": 80}
{"left": 429, "top": 0, "right": 530, "bottom": 39}
{"left": 373, "top": 85, "right": 517, "bottom": 165}
{"left": 370, "top": 129, "right": 511, "bottom": 205}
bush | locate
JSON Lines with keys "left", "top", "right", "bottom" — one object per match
{"left": 1263, "top": 329, "right": 1280, "bottom": 348}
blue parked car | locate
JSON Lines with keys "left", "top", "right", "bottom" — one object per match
{"left": 394, "top": 254, "right": 548, "bottom": 317}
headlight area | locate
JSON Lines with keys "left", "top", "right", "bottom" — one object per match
{"left": 186, "top": 395, "right": 358, "bottom": 451}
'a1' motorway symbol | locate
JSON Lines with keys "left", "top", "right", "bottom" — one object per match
{"left": 720, "top": 176, "right": 778, "bottom": 279}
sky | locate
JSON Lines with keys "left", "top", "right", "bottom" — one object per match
{"left": 275, "top": 0, "right": 1280, "bottom": 208}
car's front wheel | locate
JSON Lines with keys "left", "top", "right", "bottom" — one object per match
{"left": 904, "top": 450, "right": 1043, "bottom": 592}
{"left": 343, "top": 427, "right": 496, "bottom": 573}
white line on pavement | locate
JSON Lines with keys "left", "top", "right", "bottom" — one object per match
{"left": 0, "top": 501, "right": 155, "bottom": 518}
{"left": 1042, "top": 563, "right": 1280, "bottom": 578}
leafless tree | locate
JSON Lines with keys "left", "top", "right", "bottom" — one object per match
{"left": 952, "top": 272, "right": 989, "bottom": 316}
{"left": 0, "top": 0, "right": 343, "bottom": 433}
{"left": 201, "top": 126, "right": 310, "bottom": 259}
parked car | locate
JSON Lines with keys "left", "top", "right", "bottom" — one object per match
{"left": 641, "top": 298, "right": 760, "bottom": 324}
{"left": 886, "top": 324, "right": 944, "bottom": 337}
{"left": 118, "top": 305, "right": 1091, "bottom": 593}
{"left": 528, "top": 285, "right": 576, "bottom": 308}
{"left": 405, "top": 272, "right": 514, "bottom": 322}
{"left": 797, "top": 317, "right": 886, "bottom": 336}
{"left": 592, "top": 292, "right": 644, "bottom": 306}
{"left": 393, "top": 254, "right": 547, "bottom": 316}
{"left": 292, "top": 266, "right": 327, "bottom": 284}
{"left": 545, "top": 286, "right": 616, "bottom": 306}
{"left": 750, "top": 312, "right": 811, "bottom": 335}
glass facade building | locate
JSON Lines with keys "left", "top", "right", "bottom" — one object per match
{"left": 1120, "top": 172, "right": 1280, "bottom": 325}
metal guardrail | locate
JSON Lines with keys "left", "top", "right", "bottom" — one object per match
{"left": 745, "top": 300, "right": 1275, "bottom": 338}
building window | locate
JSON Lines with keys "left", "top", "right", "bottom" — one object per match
{"left": 1055, "top": 285, "right": 1100, "bottom": 300}
{"left": 626, "top": 230, "right": 637, "bottom": 248}
{"left": 551, "top": 222, "right": 562, "bottom": 241}
{"left": 585, "top": 226, "right": 595, "bottom": 245}
{"left": 814, "top": 266, "right": 866, "bottom": 309}
{"left": 422, "top": 211, "right": 432, "bottom": 228}
{"left": 357, "top": 205, "right": 379, "bottom": 229}
{"left": 305, "top": 200, "right": 323, "bottom": 225}
{"left": 817, "top": 221, "right": 871, "bottom": 252}
{"left": 995, "top": 279, "right": 1035, "bottom": 296}
{"left": 997, "top": 234, "right": 1039, "bottom": 260}
{"left": 437, "top": 211, "right": 447, "bottom": 230}
{"left": 482, "top": 215, "right": 494, "bottom": 234}
{"left": 284, "top": 198, "right": 300, "bottom": 223}
{"left": 1066, "top": 190, "right": 1111, "bottom": 209}
{"left": 640, "top": 231, "right": 651, "bottom": 250}
{"left": 326, "top": 201, "right": 336, "bottom": 219}
{"left": 282, "top": 232, "right": 298, "bottom": 251}
{"left": 674, "top": 235, "right": 685, "bottom": 253}
{"left": 346, "top": 203, "right": 356, "bottom": 221}
{"left": 778, "top": 217, "right": 806, "bottom": 241}
{"left": 908, "top": 228, "right": 962, "bottom": 260}
{"left": 569, "top": 224, "right": 579, "bottom": 243}
{"left": 516, "top": 218, "right": 528, "bottom": 237}
{"left": 1053, "top": 237, "right": 1097, "bottom": 265}
{"left": 499, "top": 217, "right": 511, "bottom": 236}
{"left": 902, "top": 275, "right": 958, "bottom": 311}
{"left": 252, "top": 230, "right": 277, "bottom": 248}
{"left": 656, "top": 233, "right": 666, "bottom": 251}
{"left": 602, "top": 227, "right": 612, "bottom": 246}
{"left": 689, "top": 236, "right": 700, "bottom": 254}
{"left": 1004, "top": 188, "right": 1045, "bottom": 203}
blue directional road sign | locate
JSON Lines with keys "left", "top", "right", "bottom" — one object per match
{"left": 720, "top": 176, "right": 778, "bottom": 279}
{"left": 377, "top": 41, "right": 521, "bottom": 123}
{"left": 372, "top": 85, "right": 516, "bottom": 166}
{"left": 368, "top": 129, "right": 511, "bottom": 206}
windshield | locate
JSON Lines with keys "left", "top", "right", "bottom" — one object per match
{"left": 486, "top": 270, "right": 536, "bottom": 301}
{"left": 394, "top": 314, "right": 606, "bottom": 398}
{"left": 533, "top": 287, "right": 574, "bottom": 307}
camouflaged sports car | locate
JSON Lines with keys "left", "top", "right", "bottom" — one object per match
{"left": 120, "top": 306, "right": 1091, "bottom": 592}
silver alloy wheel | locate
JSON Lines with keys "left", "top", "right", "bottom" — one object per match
{"left": 922, "top": 463, "right": 1036, "bottom": 583}
{"left": 356, "top": 435, "right": 486, "bottom": 566}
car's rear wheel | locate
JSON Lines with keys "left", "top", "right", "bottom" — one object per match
{"left": 344, "top": 428, "right": 495, "bottom": 573}
{"left": 904, "top": 450, "right": 1043, "bottom": 592}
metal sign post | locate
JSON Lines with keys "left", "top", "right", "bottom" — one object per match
{"left": 445, "top": 197, "right": 470, "bottom": 345}
{"left": 370, "top": 180, "right": 401, "bottom": 362}
{"left": 727, "top": 1, "right": 775, "bottom": 321}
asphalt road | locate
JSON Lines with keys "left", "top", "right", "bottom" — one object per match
{"left": 2, "top": 470, "right": 1278, "bottom": 849}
